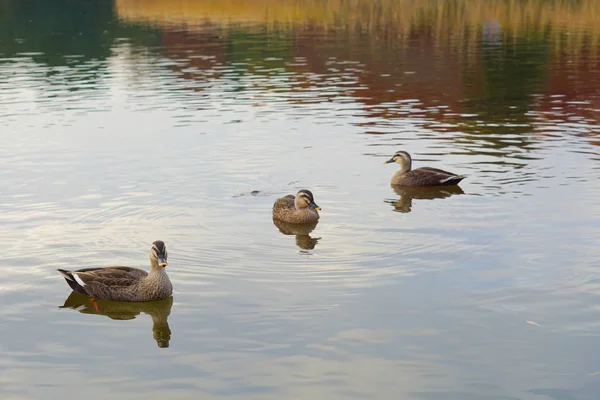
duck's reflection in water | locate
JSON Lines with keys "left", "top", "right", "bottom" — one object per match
{"left": 273, "top": 219, "right": 320, "bottom": 250}
{"left": 59, "top": 292, "right": 173, "bottom": 348}
{"left": 386, "top": 185, "right": 465, "bottom": 213}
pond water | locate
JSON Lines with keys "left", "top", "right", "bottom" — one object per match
{"left": 2, "top": 0, "right": 600, "bottom": 399}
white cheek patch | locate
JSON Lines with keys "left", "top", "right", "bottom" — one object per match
{"left": 72, "top": 273, "right": 87, "bottom": 287}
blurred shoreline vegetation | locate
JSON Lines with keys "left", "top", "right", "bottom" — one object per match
{"left": 115, "top": 0, "right": 600, "bottom": 57}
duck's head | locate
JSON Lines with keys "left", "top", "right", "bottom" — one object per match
{"left": 150, "top": 240, "right": 168, "bottom": 267}
{"left": 384, "top": 150, "right": 412, "bottom": 170}
{"left": 295, "top": 189, "right": 321, "bottom": 211}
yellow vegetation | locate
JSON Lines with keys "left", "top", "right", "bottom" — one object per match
{"left": 116, "top": 0, "right": 600, "bottom": 34}
{"left": 116, "top": 0, "right": 600, "bottom": 57}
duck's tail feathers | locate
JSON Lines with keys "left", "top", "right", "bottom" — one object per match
{"left": 57, "top": 269, "right": 87, "bottom": 294}
{"left": 57, "top": 269, "right": 74, "bottom": 281}
{"left": 439, "top": 175, "right": 466, "bottom": 185}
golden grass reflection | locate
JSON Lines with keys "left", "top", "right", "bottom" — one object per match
{"left": 117, "top": 0, "right": 600, "bottom": 47}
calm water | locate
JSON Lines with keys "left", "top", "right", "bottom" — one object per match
{"left": 2, "top": 0, "right": 600, "bottom": 399}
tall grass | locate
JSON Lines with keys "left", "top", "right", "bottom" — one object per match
{"left": 116, "top": 0, "right": 600, "bottom": 59}
{"left": 115, "top": 0, "right": 598, "bottom": 34}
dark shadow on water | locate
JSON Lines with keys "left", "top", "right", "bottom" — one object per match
{"left": 385, "top": 185, "right": 465, "bottom": 213}
{"left": 273, "top": 219, "right": 320, "bottom": 250}
{"left": 0, "top": 0, "right": 115, "bottom": 65}
{"left": 59, "top": 291, "right": 173, "bottom": 348}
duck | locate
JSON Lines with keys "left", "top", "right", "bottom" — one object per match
{"left": 384, "top": 151, "right": 466, "bottom": 187}
{"left": 57, "top": 240, "right": 173, "bottom": 302}
{"left": 272, "top": 189, "right": 321, "bottom": 224}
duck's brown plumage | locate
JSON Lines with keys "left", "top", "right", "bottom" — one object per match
{"left": 272, "top": 190, "right": 321, "bottom": 224}
{"left": 392, "top": 167, "right": 465, "bottom": 187}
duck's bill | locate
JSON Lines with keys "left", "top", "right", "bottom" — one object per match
{"left": 158, "top": 258, "right": 168, "bottom": 267}
{"left": 383, "top": 158, "right": 395, "bottom": 164}
{"left": 310, "top": 201, "right": 321, "bottom": 211}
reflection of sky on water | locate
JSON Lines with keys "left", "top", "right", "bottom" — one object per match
{"left": 4, "top": 277, "right": 600, "bottom": 400}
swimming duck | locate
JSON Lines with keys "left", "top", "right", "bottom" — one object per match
{"left": 272, "top": 189, "right": 321, "bottom": 224}
{"left": 57, "top": 240, "right": 173, "bottom": 302}
{"left": 384, "top": 151, "right": 466, "bottom": 187}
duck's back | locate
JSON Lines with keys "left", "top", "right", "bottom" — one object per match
{"left": 393, "top": 167, "right": 465, "bottom": 187}
{"left": 273, "top": 194, "right": 296, "bottom": 211}
{"left": 76, "top": 266, "right": 148, "bottom": 279}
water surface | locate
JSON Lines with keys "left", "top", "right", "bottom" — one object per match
{"left": 2, "top": 1, "right": 600, "bottom": 399}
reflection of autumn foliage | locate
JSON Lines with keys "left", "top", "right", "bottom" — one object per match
{"left": 535, "top": 50, "right": 600, "bottom": 128}
{"left": 289, "top": 27, "right": 466, "bottom": 108}
{"left": 117, "top": 0, "right": 600, "bottom": 142}
{"left": 146, "top": 23, "right": 471, "bottom": 124}
{"left": 161, "top": 30, "right": 229, "bottom": 86}
{"left": 532, "top": 50, "right": 600, "bottom": 146}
